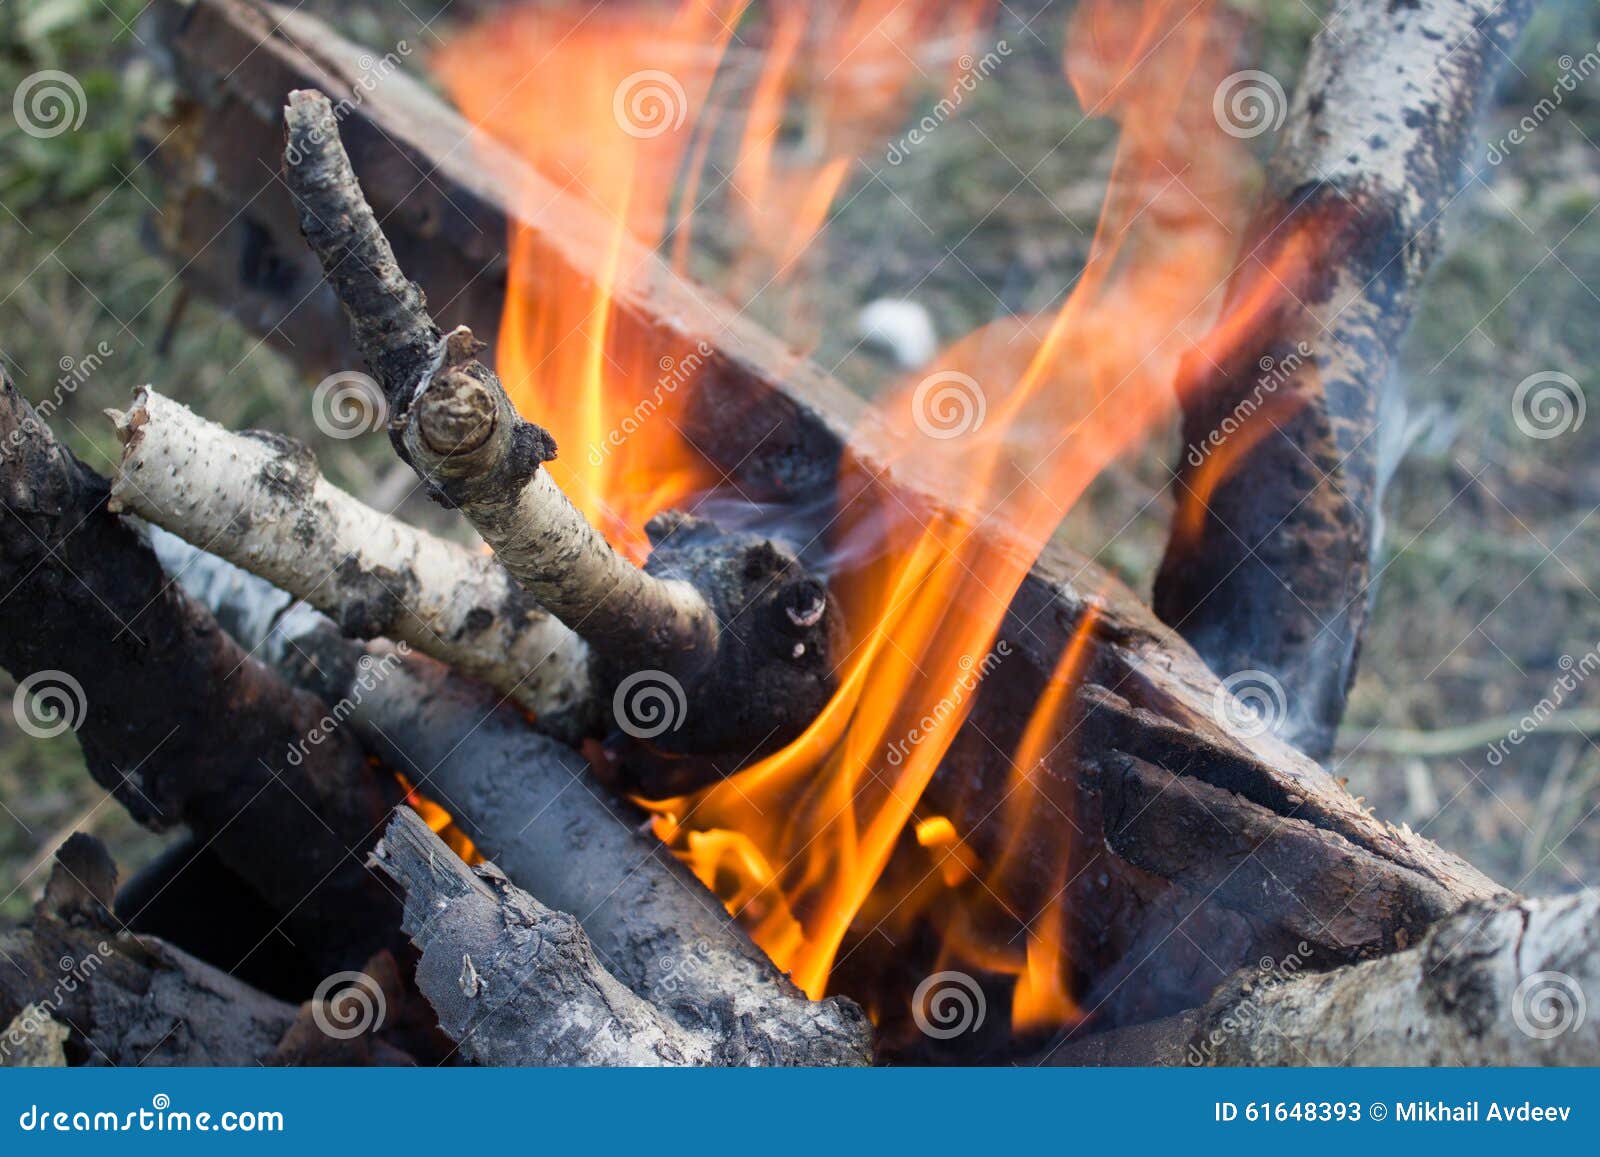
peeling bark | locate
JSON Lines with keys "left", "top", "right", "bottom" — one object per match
{"left": 1154, "top": 0, "right": 1537, "bottom": 759}
{"left": 109, "top": 387, "right": 595, "bottom": 739}
{"left": 373, "top": 808, "right": 714, "bottom": 1066}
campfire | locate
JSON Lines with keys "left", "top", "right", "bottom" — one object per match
{"left": 1, "top": 0, "right": 1595, "bottom": 1069}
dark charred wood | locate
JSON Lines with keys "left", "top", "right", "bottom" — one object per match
{"left": 0, "top": 835, "right": 399, "bottom": 1066}
{"left": 1152, "top": 0, "right": 1537, "bottom": 760}
{"left": 0, "top": 361, "right": 402, "bottom": 976}
{"left": 115, "top": 835, "right": 322, "bottom": 1000}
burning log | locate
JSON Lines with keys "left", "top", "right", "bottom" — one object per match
{"left": 107, "top": 387, "right": 595, "bottom": 740}
{"left": 0, "top": 835, "right": 403, "bottom": 1066}
{"left": 281, "top": 88, "right": 838, "bottom": 767}
{"left": 1153, "top": 0, "right": 1538, "bottom": 759}
{"left": 0, "top": 360, "right": 401, "bottom": 975}
{"left": 149, "top": 539, "right": 873, "bottom": 1065}
{"left": 372, "top": 808, "right": 714, "bottom": 1066}
{"left": 137, "top": 0, "right": 1517, "bottom": 1030}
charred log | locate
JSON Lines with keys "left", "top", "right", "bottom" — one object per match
{"left": 0, "top": 835, "right": 404, "bottom": 1066}
{"left": 0, "top": 359, "right": 401, "bottom": 975}
{"left": 1153, "top": 0, "right": 1537, "bottom": 759}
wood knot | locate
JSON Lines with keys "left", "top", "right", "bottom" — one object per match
{"left": 418, "top": 370, "right": 496, "bottom": 456}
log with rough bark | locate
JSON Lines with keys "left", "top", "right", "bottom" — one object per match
{"left": 281, "top": 88, "right": 839, "bottom": 768}
{"left": 0, "top": 360, "right": 401, "bottom": 975}
{"left": 148, "top": 537, "right": 874, "bottom": 1066}
{"left": 372, "top": 807, "right": 715, "bottom": 1066}
{"left": 108, "top": 387, "right": 595, "bottom": 740}
{"left": 1153, "top": 0, "right": 1537, "bottom": 760}
{"left": 0, "top": 835, "right": 406, "bottom": 1066}
{"left": 1047, "top": 891, "right": 1600, "bottom": 1066}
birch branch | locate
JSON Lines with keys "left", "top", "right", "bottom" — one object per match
{"left": 1154, "top": 0, "right": 1537, "bottom": 760}
{"left": 281, "top": 87, "right": 838, "bottom": 770}
{"left": 1186, "top": 892, "right": 1600, "bottom": 1066}
{"left": 150, "top": 538, "right": 874, "bottom": 1065}
{"left": 108, "top": 387, "right": 595, "bottom": 738}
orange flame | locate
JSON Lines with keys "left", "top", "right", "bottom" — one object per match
{"left": 439, "top": 0, "right": 1329, "bottom": 1039}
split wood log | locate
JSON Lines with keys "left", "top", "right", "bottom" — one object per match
{"left": 1153, "top": 0, "right": 1537, "bottom": 760}
{"left": 107, "top": 387, "right": 595, "bottom": 740}
{"left": 372, "top": 807, "right": 713, "bottom": 1066}
{"left": 0, "top": 360, "right": 401, "bottom": 975}
{"left": 142, "top": 0, "right": 1513, "bottom": 1022}
{"left": 150, "top": 536, "right": 874, "bottom": 1066}
{"left": 0, "top": 835, "right": 404, "bottom": 1066}
{"left": 281, "top": 90, "right": 839, "bottom": 768}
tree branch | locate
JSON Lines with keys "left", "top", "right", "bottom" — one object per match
{"left": 1154, "top": 0, "right": 1537, "bottom": 759}
{"left": 109, "top": 387, "right": 595, "bottom": 739}
{"left": 281, "top": 87, "right": 838, "bottom": 768}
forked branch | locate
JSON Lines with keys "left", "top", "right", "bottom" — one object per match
{"left": 282, "top": 88, "right": 837, "bottom": 768}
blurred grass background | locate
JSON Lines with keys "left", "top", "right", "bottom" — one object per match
{"left": 1, "top": 0, "right": 1597, "bottom": 922}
